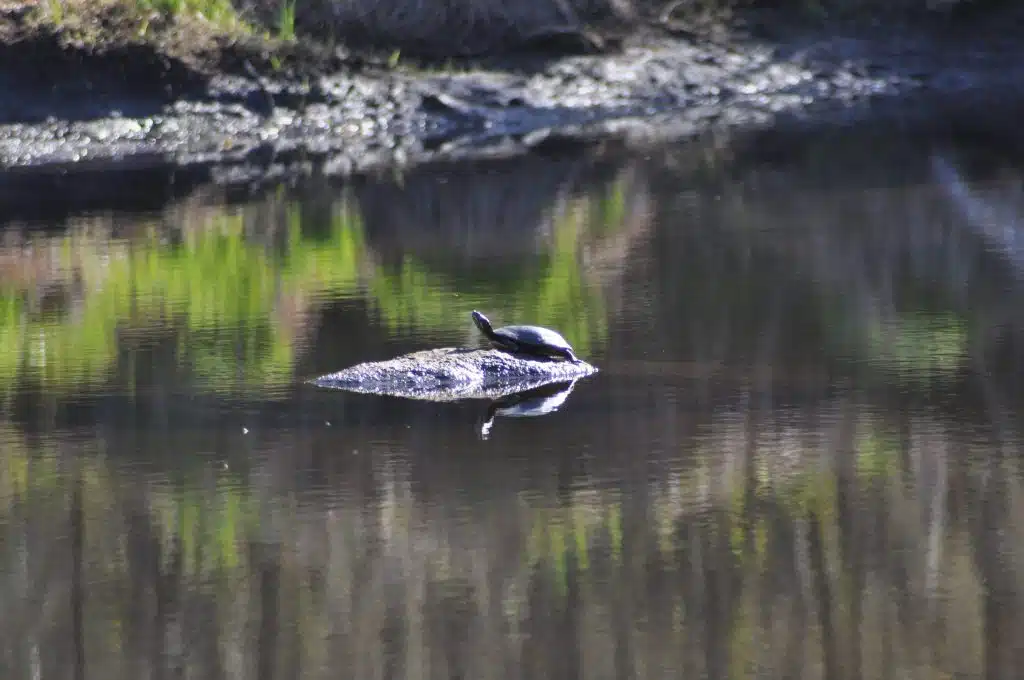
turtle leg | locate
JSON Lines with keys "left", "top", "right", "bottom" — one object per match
{"left": 557, "top": 348, "right": 581, "bottom": 363}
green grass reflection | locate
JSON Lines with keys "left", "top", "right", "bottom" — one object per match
{"left": 0, "top": 202, "right": 366, "bottom": 395}
{"left": 370, "top": 192, "right": 615, "bottom": 356}
{"left": 0, "top": 186, "right": 619, "bottom": 395}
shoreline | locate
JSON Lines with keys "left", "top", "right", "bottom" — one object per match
{"left": 2, "top": 4, "right": 1023, "bottom": 181}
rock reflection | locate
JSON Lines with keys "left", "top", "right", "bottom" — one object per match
{"left": 352, "top": 152, "right": 645, "bottom": 262}
{"left": 931, "top": 148, "right": 1024, "bottom": 274}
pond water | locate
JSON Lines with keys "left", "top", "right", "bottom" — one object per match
{"left": 3, "top": 103, "right": 1024, "bottom": 679}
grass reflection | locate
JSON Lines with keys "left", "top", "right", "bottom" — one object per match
{"left": 370, "top": 190, "right": 616, "bottom": 355}
{"left": 0, "top": 204, "right": 365, "bottom": 394}
{"left": 0, "top": 398, "right": 1011, "bottom": 680}
{"left": 0, "top": 181, "right": 621, "bottom": 395}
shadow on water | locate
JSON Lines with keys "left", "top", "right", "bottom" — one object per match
{"left": 5, "top": 100, "right": 1024, "bottom": 678}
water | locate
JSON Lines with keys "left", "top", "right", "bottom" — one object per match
{"left": 4, "top": 107, "right": 1024, "bottom": 679}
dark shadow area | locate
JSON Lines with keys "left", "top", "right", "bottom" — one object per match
{"left": 0, "top": 26, "right": 208, "bottom": 124}
{"left": 351, "top": 149, "right": 626, "bottom": 264}
{"left": 0, "top": 162, "right": 216, "bottom": 224}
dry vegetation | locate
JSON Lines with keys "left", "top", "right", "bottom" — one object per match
{"left": 0, "top": 0, "right": 1004, "bottom": 72}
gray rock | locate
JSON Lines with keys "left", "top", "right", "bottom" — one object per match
{"left": 310, "top": 347, "right": 598, "bottom": 400}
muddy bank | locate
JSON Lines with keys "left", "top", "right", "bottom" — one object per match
{"left": 2, "top": 5, "right": 1024, "bottom": 180}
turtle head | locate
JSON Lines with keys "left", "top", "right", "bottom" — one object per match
{"left": 471, "top": 310, "right": 493, "bottom": 336}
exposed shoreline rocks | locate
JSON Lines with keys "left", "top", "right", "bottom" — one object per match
{"left": 1, "top": 4, "right": 1023, "bottom": 180}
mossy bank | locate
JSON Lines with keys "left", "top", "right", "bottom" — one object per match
{"left": 0, "top": 0, "right": 1022, "bottom": 179}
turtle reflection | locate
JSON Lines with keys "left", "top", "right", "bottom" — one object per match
{"left": 479, "top": 379, "right": 578, "bottom": 440}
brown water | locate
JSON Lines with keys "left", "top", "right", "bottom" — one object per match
{"left": 3, "top": 110, "right": 1024, "bottom": 680}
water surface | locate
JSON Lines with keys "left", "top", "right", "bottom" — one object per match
{"left": 3, "top": 108, "right": 1024, "bottom": 679}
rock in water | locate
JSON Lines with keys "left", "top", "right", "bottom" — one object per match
{"left": 310, "top": 348, "right": 598, "bottom": 401}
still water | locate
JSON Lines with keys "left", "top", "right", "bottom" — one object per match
{"left": 3, "top": 105, "right": 1024, "bottom": 679}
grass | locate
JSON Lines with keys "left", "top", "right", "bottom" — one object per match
{"left": 139, "top": 0, "right": 240, "bottom": 26}
{"left": 14, "top": 0, "right": 249, "bottom": 67}
{"left": 276, "top": 0, "right": 295, "bottom": 40}
{"left": 10, "top": 0, "right": 302, "bottom": 75}
{"left": 43, "top": 0, "right": 64, "bottom": 23}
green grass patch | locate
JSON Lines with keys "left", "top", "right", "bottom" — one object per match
{"left": 20, "top": 0, "right": 256, "bottom": 62}
{"left": 276, "top": 0, "right": 296, "bottom": 40}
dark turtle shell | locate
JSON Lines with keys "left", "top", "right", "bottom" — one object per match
{"left": 472, "top": 310, "right": 579, "bottom": 362}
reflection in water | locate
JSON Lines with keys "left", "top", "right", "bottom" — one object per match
{"left": 932, "top": 149, "right": 1024, "bottom": 274}
{"left": 0, "top": 202, "right": 367, "bottom": 396}
{"left": 3, "top": 108, "right": 1024, "bottom": 678}
{"left": 479, "top": 379, "right": 578, "bottom": 440}
{"left": 353, "top": 155, "right": 639, "bottom": 354}
{"left": 0, "top": 153, "right": 637, "bottom": 398}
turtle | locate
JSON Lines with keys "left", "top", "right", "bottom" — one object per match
{"left": 471, "top": 310, "right": 581, "bottom": 363}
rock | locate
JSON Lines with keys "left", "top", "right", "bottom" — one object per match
{"left": 310, "top": 347, "right": 599, "bottom": 401}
